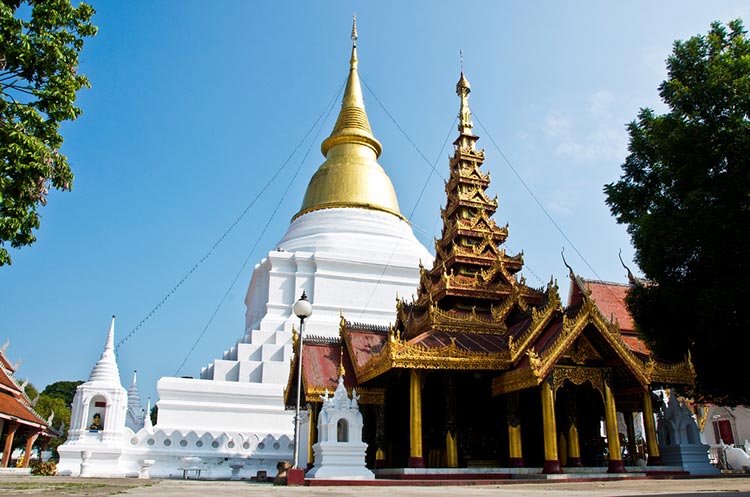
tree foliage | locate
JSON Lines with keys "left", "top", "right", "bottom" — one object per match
{"left": 40, "top": 379, "right": 82, "bottom": 405}
{"left": 605, "top": 20, "right": 750, "bottom": 405}
{"left": 0, "top": 0, "right": 96, "bottom": 266}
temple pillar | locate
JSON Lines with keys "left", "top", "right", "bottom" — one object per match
{"left": 603, "top": 372, "right": 625, "bottom": 473}
{"left": 642, "top": 390, "right": 663, "bottom": 466}
{"left": 566, "top": 390, "right": 582, "bottom": 467}
{"left": 567, "top": 422, "right": 582, "bottom": 467}
{"left": 540, "top": 378, "right": 562, "bottom": 474}
{"left": 374, "top": 404, "right": 386, "bottom": 468}
{"left": 1, "top": 422, "right": 19, "bottom": 467}
{"left": 625, "top": 411, "right": 637, "bottom": 465}
{"left": 506, "top": 392, "right": 523, "bottom": 467}
{"left": 444, "top": 374, "right": 458, "bottom": 468}
{"left": 23, "top": 433, "right": 39, "bottom": 468}
{"left": 307, "top": 403, "right": 317, "bottom": 470}
{"left": 408, "top": 369, "right": 424, "bottom": 468}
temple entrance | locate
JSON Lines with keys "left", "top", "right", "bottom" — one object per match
{"left": 555, "top": 381, "right": 607, "bottom": 467}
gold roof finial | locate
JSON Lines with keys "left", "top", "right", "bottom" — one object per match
{"left": 339, "top": 344, "right": 346, "bottom": 377}
{"left": 456, "top": 51, "right": 473, "bottom": 134}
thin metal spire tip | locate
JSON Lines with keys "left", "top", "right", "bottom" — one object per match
{"left": 351, "top": 14, "right": 358, "bottom": 47}
{"left": 460, "top": 49, "right": 463, "bottom": 72}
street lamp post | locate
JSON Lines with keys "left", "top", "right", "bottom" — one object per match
{"left": 292, "top": 291, "right": 312, "bottom": 470}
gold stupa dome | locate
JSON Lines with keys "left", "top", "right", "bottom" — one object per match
{"left": 293, "top": 18, "right": 403, "bottom": 221}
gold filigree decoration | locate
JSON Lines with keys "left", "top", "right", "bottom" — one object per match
{"left": 358, "top": 332, "right": 511, "bottom": 383}
{"left": 491, "top": 367, "right": 540, "bottom": 395}
{"left": 551, "top": 366, "right": 604, "bottom": 401}
{"left": 306, "top": 386, "right": 385, "bottom": 405}
{"left": 647, "top": 353, "right": 695, "bottom": 386}
{"left": 568, "top": 336, "right": 599, "bottom": 365}
{"left": 535, "top": 295, "right": 656, "bottom": 387}
{"left": 509, "top": 282, "right": 562, "bottom": 363}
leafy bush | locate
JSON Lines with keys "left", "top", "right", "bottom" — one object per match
{"left": 30, "top": 460, "right": 57, "bottom": 476}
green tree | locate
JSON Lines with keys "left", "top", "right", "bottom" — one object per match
{"left": 0, "top": 0, "right": 96, "bottom": 266}
{"left": 34, "top": 394, "right": 70, "bottom": 453}
{"left": 40, "top": 380, "right": 82, "bottom": 405}
{"left": 605, "top": 19, "right": 750, "bottom": 405}
{"left": 23, "top": 381, "right": 38, "bottom": 401}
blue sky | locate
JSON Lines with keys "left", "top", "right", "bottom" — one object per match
{"left": 2, "top": 1, "right": 748, "bottom": 405}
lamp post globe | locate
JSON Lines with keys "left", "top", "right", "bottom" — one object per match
{"left": 292, "top": 291, "right": 312, "bottom": 471}
{"left": 293, "top": 291, "right": 313, "bottom": 321}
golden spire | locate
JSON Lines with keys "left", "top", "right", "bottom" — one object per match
{"left": 293, "top": 18, "right": 403, "bottom": 221}
{"left": 456, "top": 50, "right": 473, "bottom": 136}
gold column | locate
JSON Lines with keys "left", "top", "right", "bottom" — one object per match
{"left": 567, "top": 422, "right": 582, "bottom": 466}
{"left": 508, "top": 424, "right": 523, "bottom": 466}
{"left": 446, "top": 431, "right": 458, "bottom": 468}
{"left": 409, "top": 370, "right": 425, "bottom": 467}
{"left": 307, "top": 404, "right": 317, "bottom": 469}
{"left": 507, "top": 391, "right": 523, "bottom": 467}
{"left": 642, "top": 390, "right": 663, "bottom": 466}
{"left": 540, "top": 379, "right": 562, "bottom": 474}
{"left": 603, "top": 374, "right": 625, "bottom": 473}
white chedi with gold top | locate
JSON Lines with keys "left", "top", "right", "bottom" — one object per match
{"left": 146, "top": 23, "right": 430, "bottom": 478}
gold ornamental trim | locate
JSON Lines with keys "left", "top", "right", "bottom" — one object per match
{"left": 491, "top": 366, "right": 540, "bottom": 395}
{"left": 358, "top": 332, "right": 511, "bottom": 383}
{"left": 552, "top": 365, "right": 605, "bottom": 402}
{"left": 292, "top": 202, "right": 407, "bottom": 223}
{"left": 508, "top": 282, "right": 563, "bottom": 363}
{"left": 646, "top": 353, "right": 696, "bottom": 386}
{"left": 533, "top": 298, "right": 649, "bottom": 385}
{"left": 305, "top": 386, "right": 385, "bottom": 405}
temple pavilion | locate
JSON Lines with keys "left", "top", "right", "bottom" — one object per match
{"left": 0, "top": 341, "right": 56, "bottom": 468}
{"left": 286, "top": 60, "right": 696, "bottom": 474}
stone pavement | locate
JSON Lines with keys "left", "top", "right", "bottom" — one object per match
{"left": 1, "top": 476, "right": 750, "bottom": 497}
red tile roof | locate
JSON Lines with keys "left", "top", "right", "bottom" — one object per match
{"left": 583, "top": 280, "right": 635, "bottom": 333}
{"left": 0, "top": 351, "right": 49, "bottom": 430}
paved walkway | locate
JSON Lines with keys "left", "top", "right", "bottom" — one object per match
{"left": 2, "top": 476, "right": 750, "bottom": 497}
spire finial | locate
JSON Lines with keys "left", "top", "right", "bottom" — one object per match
{"left": 351, "top": 14, "right": 358, "bottom": 47}
{"left": 456, "top": 56, "right": 473, "bottom": 134}
{"left": 339, "top": 344, "right": 346, "bottom": 377}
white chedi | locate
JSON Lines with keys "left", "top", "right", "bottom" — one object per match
{"left": 306, "top": 374, "right": 373, "bottom": 480}
{"left": 58, "top": 317, "right": 129, "bottom": 477}
{"left": 125, "top": 371, "right": 145, "bottom": 432}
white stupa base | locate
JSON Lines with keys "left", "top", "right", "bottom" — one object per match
{"left": 306, "top": 442, "right": 374, "bottom": 480}
{"left": 660, "top": 444, "right": 721, "bottom": 476}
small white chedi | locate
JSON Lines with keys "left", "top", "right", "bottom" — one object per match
{"left": 657, "top": 390, "right": 720, "bottom": 476}
{"left": 58, "top": 24, "right": 430, "bottom": 478}
{"left": 58, "top": 317, "right": 129, "bottom": 477}
{"left": 306, "top": 372, "right": 373, "bottom": 480}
